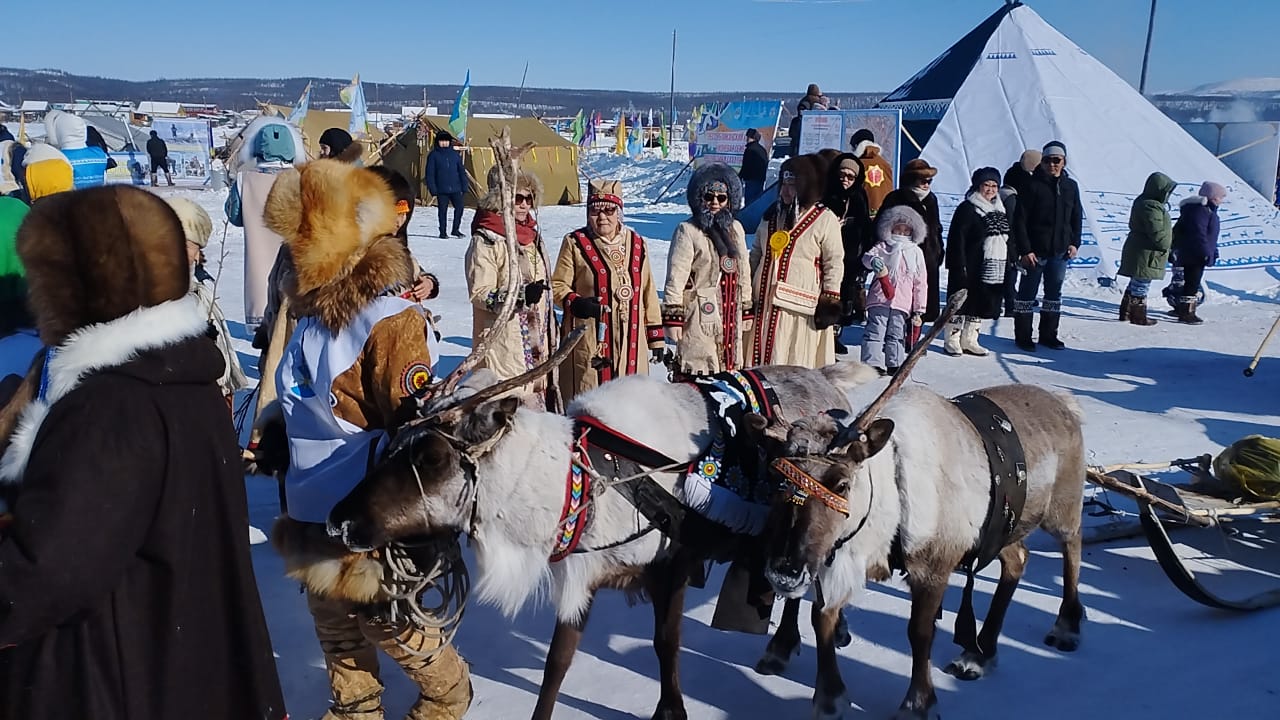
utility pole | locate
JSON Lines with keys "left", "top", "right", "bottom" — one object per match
{"left": 1138, "top": 0, "right": 1158, "bottom": 94}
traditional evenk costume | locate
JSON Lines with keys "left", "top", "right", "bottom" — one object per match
{"left": 749, "top": 155, "right": 845, "bottom": 368}
{"left": 662, "top": 163, "right": 753, "bottom": 376}
{"left": 265, "top": 160, "right": 472, "bottom": 720}
{"left": 465, "top": 165, "right": 559, "bottom": 409}
{"left": 551, "top": 179, "right": 664, "bottom": 402}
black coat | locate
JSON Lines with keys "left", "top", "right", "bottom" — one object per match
{"left": 146, "top": 136, "right": 167, "bottom": 162}
{"left": 0, "top": 335, "right": 287, "bottom": 720}
{"left": 946, "top": 198, "right": 1005, "bottom": 319}
{"left": 1013, "top": 166, "right": 1083, "bottom": 259}
{"left": 823, "top": 156, "right": 874, "bottom": 302}
{"left": 880, "top": 188, "right": 944, "bottom": 321}
{"left": 739, "top": 141, "right": 769, "bottom": 183}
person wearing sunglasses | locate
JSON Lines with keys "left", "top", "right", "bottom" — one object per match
{"left": 822, "top": 153, "right": 874, "bottom": 347}
{"left": 1011, "top": 140, "right": 1082, "bottom": 351}
{"left": 465, "top": 165, "right": 560, "bottom": 410}
{"left": 551, "top": 178, "right": 664, "bottom": 402}
{"left": 662, "top": 163, "right": 753, "bottom": 377}
{"left": 879, "top": 158, "right": 944, "bottom": 327}
{"left": 749, "top": 154, "right": 845, "bottom": 368}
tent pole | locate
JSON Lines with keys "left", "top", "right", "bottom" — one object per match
{"left": 1138, "top": 0, "right": 1158, "bottom": 95}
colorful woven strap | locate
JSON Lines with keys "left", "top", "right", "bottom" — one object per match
{"left": 772, "top": 457, "right": 850, "bottom": 516}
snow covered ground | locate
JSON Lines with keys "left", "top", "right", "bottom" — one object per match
{"left": 175, "top": 151, "right": 1280, "bottom": 719}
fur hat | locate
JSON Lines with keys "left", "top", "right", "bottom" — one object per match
{"left": 1042, "top": 141, "right": 1067, "bottom": 159}
{"left": 434, "top": 130, "right": 455, "bottom": 145}
{"left": 970, "top": 167, "right": 1001, "bottom": 190}
{"left": 1019, "top": 149, "right": 1042, "bottom": 173}
{"left": 779, "top": 155, "right": 824, "bottom": 208}
{"left": 850, "top": 128, "right": 875, "bottom": 148}
{"left": 902, "top": 158, "right": 938, "bottom": 185}
{"left": 1199, "top": 181, "right": 1228, "bottom": 203}
{"left": 22, "top": 144, "right": 74, "bottom": 201}
{"left": 164, "top": 197, "right": 214, "bottom": 249}
{"left": 806, "top": 83, "right": 822, "bottom": 97}
{"left": 17, "top": 185, "right": 190, "bottom": 345}
{"left": 318, "top": 128, "right": 363, "bottom": 163}
{"left": 687, "top": 162, "right": 742, "bottom": 214}
{"left": 263, "top": 160, "right": 410, "bottom": 329}
{"left": 587, "top": 178, "right": 623, "bottom": 208}
{"left": 482, "top": 164, "right": 544, "bottom": 211}
{"left": 876, "top": 205, "right": 927, "bottom": 246}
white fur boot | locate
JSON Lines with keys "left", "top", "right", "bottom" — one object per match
{"left": 943, "top": 319, "right": 963, "bottom": 356}
{"left": 962, "top": 317, "right": 988, "bottom": 356}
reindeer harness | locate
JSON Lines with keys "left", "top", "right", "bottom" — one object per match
{"left": 951, "top": 392, "right": 1028, "bottom": 574}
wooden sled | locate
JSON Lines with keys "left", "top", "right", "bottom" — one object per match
{"left": 1086, "top": 465, "right": 1280, "bottom": 611}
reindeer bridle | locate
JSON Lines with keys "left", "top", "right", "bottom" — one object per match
{"left": 772, "top": 457, "right": 850, "bottom": 516}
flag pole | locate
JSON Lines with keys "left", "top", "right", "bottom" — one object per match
{"left": 1138, "top": 0, "right": 1158, "bottom": 95}
{"left": 669, "top": 30, "right": 677, "bottom": 145}
{"left": 517, "top": 61, "right": 530, "bottom": 115}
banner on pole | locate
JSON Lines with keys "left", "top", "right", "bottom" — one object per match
{"left": 689, "top": 100, "right": 783, "bottom": 170}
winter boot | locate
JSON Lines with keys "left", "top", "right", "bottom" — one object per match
{"left": 1013, "top": 313, "right": 1036, "bottom": 352}
{"left": 1039, "top": 311, "right": 1066, "bottom": 350}
{"left": 1118, "top": 291, "right": 1133, "bottom": 322}
{"left": 149, "top": 173, "right": 158, "bottom": 188}
{"left": 943, "top": 319, "right": 964, "bottom": 356}
{"left": 371, "top": 619, "right": 473, "bottom": 720}
{"left": 308, "top": 593, "right": 386, "bottom": 720}
{"left": 961, "top": 317, "right": 988, "bottom": 356}
{"left": 1177, "top": 297, "right": 1204, "bottom": 325}
{"left": 1129, "top": 296, "right": 1157, "bottom": 326}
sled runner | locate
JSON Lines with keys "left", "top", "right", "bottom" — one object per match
{"left": 1086, "top": 465, "right": 1280, "bottom": 611}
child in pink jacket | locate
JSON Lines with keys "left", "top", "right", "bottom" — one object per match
{"left": 861, "top": 205, "right": 929, "bottom": 374}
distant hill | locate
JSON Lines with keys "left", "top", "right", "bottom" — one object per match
{"left": 0, "top": 67, "right": 884, "bottom": 118}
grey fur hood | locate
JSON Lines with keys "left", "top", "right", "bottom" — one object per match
{"left": 686, "top": 162, "right": 743, "bottom": 214}
{"left": 875, "top": 204, "right": 927, "bottom": 246}
{"left": 478, "top": 165, "right": 544, "bottom": 212}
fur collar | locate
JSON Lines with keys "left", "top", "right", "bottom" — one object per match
{"left": 0, "top": 295, "right": 207, "bottom": 485}
{"left": 966, "top": 191, "right": 1007, "bottom": 216}
{"left": 852, "top": 140, "right": 881, "bottom": 159}
{"left": 290, "top": 235, "right": 414, "bottom": 330}
{"left": 1180, "top": 195, "right": 1209, "bottom": 208}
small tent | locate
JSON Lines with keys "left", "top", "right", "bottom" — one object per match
{"left": 415, "top": 116, "right": 581, "bottom": 207}
{"left": 878, "top": 1, "right": 1280, "bottom": 291}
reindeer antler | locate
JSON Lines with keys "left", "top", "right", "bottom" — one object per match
{"left": 836, "top": 290, "right": 968, "bottom": 447}
{"left": 433, "top": 127, "right": 537, "bottom": 398}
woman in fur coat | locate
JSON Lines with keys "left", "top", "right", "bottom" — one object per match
{"left": 465, "top": 164, "right": 559, "bottom": 408}
{"left": 266, "top": 160, "right": 472, "bottom": 720}
{"left": 749, "top": 154, "right": 845, "bottom": 368}
{"left": 880, "top": 158, "right": 944, "bottom": 322}
{"left": 944, "top": 167, "right": 1010, "bottom": 356}
{"left": 0, "top": 186, "right": 286, "bottom": 720}
{"left": 662, "top": 162, "right": 753, "bottom": 376}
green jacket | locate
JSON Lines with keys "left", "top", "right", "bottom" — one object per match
{"left": 1118, "top": 172, "right": 1176, "bottom": 280}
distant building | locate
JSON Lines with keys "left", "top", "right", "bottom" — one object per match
{"left": 135, "top": 101, "right": 220, "bottom": 120}
{"left": 20, "top": 100, "right": 49, "bottom": 121}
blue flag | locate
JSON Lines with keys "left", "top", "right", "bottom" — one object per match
{"left": 450, "top": 70, "right": 471, "bottom": 140}
{"left": 288, "top": 81, "right": 311, "bottom": 124}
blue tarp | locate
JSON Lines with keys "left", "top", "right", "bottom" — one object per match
{"left": 737, "top": 181, "right": 777, "bottom": 238}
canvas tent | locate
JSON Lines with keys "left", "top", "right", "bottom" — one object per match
{"left": 300, "top": 111, "right": 386, "bottom": 165}
{"left": 411, "top": 116, "right": 581, "bottom": 207}
{"left": 879, "top": 1, "right": 1280, "bottom": 292}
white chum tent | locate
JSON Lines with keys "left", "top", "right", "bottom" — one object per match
{"left": 879, "top": 1, "right": 1280, "bottom": 293}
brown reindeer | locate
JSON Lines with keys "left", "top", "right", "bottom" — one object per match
{"left": 759, "top": 383, "right": 1086, "bottom": 719}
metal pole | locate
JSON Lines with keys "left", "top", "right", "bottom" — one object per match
{"left": 1138, "top": 0, "right": 1158, "bottom": 94}
{"left": 517, "top": 62, "right": 529, "bottom": 115}
{"left": 669, "top": 30, "right": 676, "bottom": 142}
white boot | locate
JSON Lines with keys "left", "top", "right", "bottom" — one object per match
{"left": 943, "top": 320, "right": 963, "bottom": 356}
{"left": 961, "top": 317, "right": 988, "bottom": 356}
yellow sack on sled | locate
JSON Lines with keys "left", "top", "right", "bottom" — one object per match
{"left": 1213, "top": 435, "right": 1280, "bottom": 501}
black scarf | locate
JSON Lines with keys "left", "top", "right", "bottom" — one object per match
{"left": 693, "top": 207, "right": 739, "bottom": 258}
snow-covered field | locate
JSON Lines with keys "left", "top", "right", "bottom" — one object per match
{"left": 176, "top": 151, "right": 1279, "bottom": 719}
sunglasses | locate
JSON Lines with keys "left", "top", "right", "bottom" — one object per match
{"left": 1044, "top": 156, "right": 1064, "bottom": 165}
{"left": 919, "top": 178, "right": 933, "bottom": 185}
{"left": 703, "top": 192, "right": 729, "bottom": 204}
{"left": 838, "top": 170, "right": 859, "bottom": 180}
{"left": 590, "top": 205, "right": 619, "bottom": 217}
{"left": 515, "top": 193, "right": 534, "bottom": 205}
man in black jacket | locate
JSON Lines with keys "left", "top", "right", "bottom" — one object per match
{"left": 146, "top": 130, "right": 173, "bottom": 187}
{"left": 739, "top": 128, "right": 769, "bottom": 206}
{"left": 1012, "top": 141, "right": 1082, "bottom": 351}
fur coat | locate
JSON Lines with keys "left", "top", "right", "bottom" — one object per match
{"left": 0, "top": 186, "right": 285, "bottom": 720}
{"left": 853, "top": 140, "right": 895, "bottom": 216}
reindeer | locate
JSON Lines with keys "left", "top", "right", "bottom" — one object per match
{"left": 757, "top": 357, "right": 1086, "bottom": 719}
{"left": 323, "top": 125, "right": 885, "bottom": 720}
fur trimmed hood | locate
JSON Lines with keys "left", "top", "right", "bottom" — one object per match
{"left": 17, "top": 185, "right": 190, "bottom": 346}
{"left": 852, "top": 140, "right": 882, "bottom": 160}
{"left": 265, "top": 160, "right": 413, "bottom": 330}
{"left": 1180, "top": 194, "right": 1210, "bottom": 208}
{"left": 0, "top": 294, "right": 208, "bottom": 484}
{"left": 686, "top": 162, "right": 743, "bottom": 215}
{"left": 478, "top": 164, "right": 544, "bottom": 212}
{"left": 876, "top": 204, "right": 928, "bottom": 246}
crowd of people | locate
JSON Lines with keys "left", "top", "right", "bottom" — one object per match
{"left": 0, "top": 102, "right": 1233, "bottom": 719}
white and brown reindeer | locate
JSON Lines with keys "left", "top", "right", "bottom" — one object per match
{"left": 756, "top": 361, "right": 1087, "bottom": 719}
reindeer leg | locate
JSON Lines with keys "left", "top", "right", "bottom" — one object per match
{"left": 754, "top": 597, "right": 802, "bottom": 676}
{"left": 946, "top": 542, "right": 1029, "bottom": 681}
{"left": 531, "top": 598, "right": 593, "bottom": 720}
{"left": 647, "top": 552, "right": 691, "bottom": 720}
{"left": 810, "top": 591, "right": 850, "bottom": 719}
{"left": 1045, "top": 532, "right": 1084, "bottom": 652}
{"left": 893, "top": 578, "right": 946, "bottom": 720}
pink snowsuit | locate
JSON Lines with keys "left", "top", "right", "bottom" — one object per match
{"left": 863, "top": 237, "right": 927, "bottom": 315}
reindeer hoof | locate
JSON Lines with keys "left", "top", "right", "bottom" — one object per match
{"left": 890, "top": 707, "right": 940, "bottom": 720}
{"left": 811, "top": 691, "right": 850, "bottom": 719}
{"left": 1044, "top": 627, "right": 1080, "bottom": 652}
{"left": 834, "top": 611, "right": 852, "bottom": 649}
{"left": 943, "top": 651, "right": 995, "bottom": 681}
{"left": 650, "top": 705, "right": 688, "bottom": 720}
{"left": 754, "top": 650, "right": 792, "bottom": 676}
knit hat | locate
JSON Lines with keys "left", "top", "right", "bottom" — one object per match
{"left": 1019, "top": 149, "right": 1042, "bottom": 173}
{"left": 22, "top": 144, "right": 74, "bottom": 201}
{"left": 164, "top": 197, "right": 214, "bottom": 249}
{"left": 318, "top": 127, "right": 354, "bottom": 157}
{"left": 1042, "top": 141, "right": 1067, "bottom": 159}
{"left": 435, "top": 130, "right": 455, "bottom": 144}
{"left": 838, "top": 157, "right": 862, "bottom": 175}
{"left": 850, "top": 128, "right": 875, "bottom": 148}
{"left": 587, "top": 178, "right": 623, "bottom": 209}
{"left": 1199, "top": 181, "right": 1228, "bottom": 203}
{"left": 970, "top": 167, "right": 1001, "bottom": 190}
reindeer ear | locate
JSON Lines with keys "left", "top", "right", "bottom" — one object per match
{"left": 457, "top": 395, "right": 522, "bottom": 445}
{"left": 845, "top": 418, "right": 894, "bottom": 463}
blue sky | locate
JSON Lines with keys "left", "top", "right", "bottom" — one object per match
{"left": 9, "top": 0, "right": 1276, "bottom": 94}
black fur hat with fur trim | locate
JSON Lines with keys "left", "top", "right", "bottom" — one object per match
{"left": 687, "top": 162, "right": 743, "bottom": 258}
{"left": 16, "top": 185, "right": 189, "bottom": 345}
{"left": 779, "top": 154, "right": 825, "bottom": 208}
